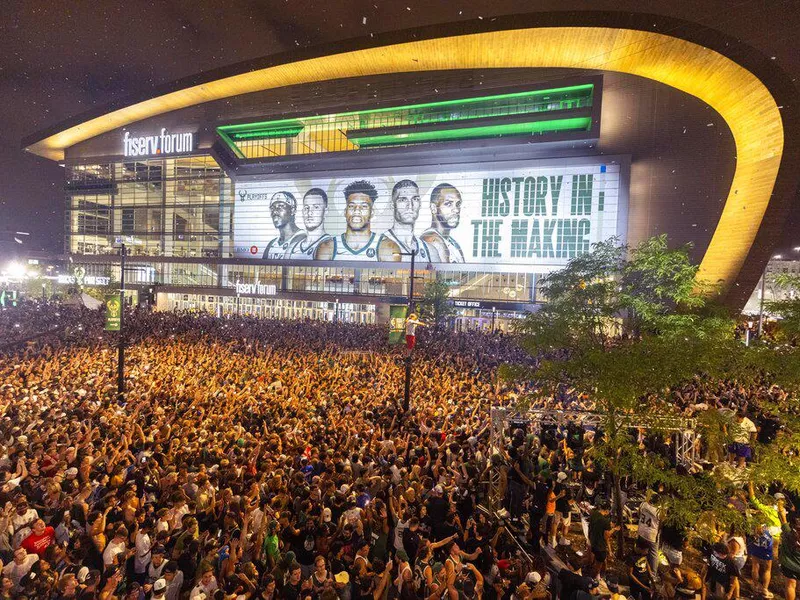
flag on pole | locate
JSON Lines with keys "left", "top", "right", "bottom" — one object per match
{"left": 105, "top": 295, "right": 122, "bottom": 331}
{"left": 388, "top": 305, "right": 407, "bottom": 344}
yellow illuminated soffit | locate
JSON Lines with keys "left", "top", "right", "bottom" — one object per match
{"left": 27, "top": 27, "right": 784, "bottom": 294}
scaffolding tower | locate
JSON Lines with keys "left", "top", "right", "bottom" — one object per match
{"left": 488, "top": 406, "right": 698, "bottom": 510}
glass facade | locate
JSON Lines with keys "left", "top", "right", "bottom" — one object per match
{"left": 67, "top": 156, "right": 233, "bottom": 258}
{"left": 161, "top": 294, "right": 377, "bottom": 324}
{"left": 65, "top": 153, "right": 545, "bottom": 311}
{"left": 66, "top": 132, "right": 564, "bottom": 328}
{"left": 70, "top": 258, "right": 541, "bottom": 305}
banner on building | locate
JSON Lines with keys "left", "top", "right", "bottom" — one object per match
{"left": 232, "top": 159, "right": 624, "bottom": 272}
{"left": 388, "top": 305, "right": 408, "bottom": 344}
{"left": 104, "top": 295, "right": 122, "bottom": 331}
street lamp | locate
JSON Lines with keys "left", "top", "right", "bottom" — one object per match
{"left": 746, "top": 319, "right": 754, "bottom": 346}
{"left": 117, "top": 243, "right": 127, "bottom": 405}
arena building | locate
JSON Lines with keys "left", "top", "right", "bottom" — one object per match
{"left": 22, "top": 13, "right": 799, "bottom": 328}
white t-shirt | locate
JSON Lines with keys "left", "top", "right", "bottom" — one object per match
{"left": 134, "top": 531, "right": 152, "bottom": 573}
{"left": 733, "top": 417, "right": 757, "bottom": 444}
{"left": 190, "top": 577, "right": 218, "bottom": 599}
{"left": 166, "top": 570, "right": 185, "bottom": 600}
{"left": 638, "top": 502, "right": 660, "bottom": 543}
{"left": 406, "top": 319, "right": 423, "bottom": 336}
{"left": 11, "top": 508, "right": 39, "bottom": 548}
{"left": 103, "top": 537, "right": 127, "bottom": 566}
{"left": 3, "top": 554, "right": 38, "bottom": 588}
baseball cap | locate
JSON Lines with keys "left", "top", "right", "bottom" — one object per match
{"left": 322, "top": 507, "right": 332, "bottom": 522}
{"left": 270, "top": 191, "right": 297, "bottom": 210}
{"left": 557, "top": 472, "right": 568, "bottom": 482}
{"left": 153, "top": 578, "right": 167, "bottom": 593}
{"left": 775, "top": 492, "right": 787, "bottom": 500}
{"left": 77, "top": 566, "right": 90, "bottom": 583}
{"left": 334, "top": 572, "right": 350, "bottom": 584}
{"left": 434, "top": 485, "right": 443, "bottom": 495}
{"left": 526, "top": 572, "right": 542, "bottom": 584}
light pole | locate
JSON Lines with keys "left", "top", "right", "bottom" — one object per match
{"left": 394, "top": 249, "right": 417, "bottom": 412}
{"left": 117, "top": 243, "right": 126, "bottom": 405}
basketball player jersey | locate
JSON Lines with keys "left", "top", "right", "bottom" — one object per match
{"left": 262, "top": 231, "right": 307, "bottom": 260}
{"left": 334, "top": 232, "right": 379, "bottom": 260}
{"left": 379, "top": 229, "right": 431, "bottom": 261}
{"left": 287, "top": 233, "right": 333, "bottom": 260}
{"left": 422, "top": 229, "right": 465, "bottom": 263}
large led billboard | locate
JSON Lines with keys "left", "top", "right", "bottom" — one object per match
{"left": 233, "top": 159, "right": 624, "bottom": 271}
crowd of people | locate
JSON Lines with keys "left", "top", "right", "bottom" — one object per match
{"left": 0, "top": 300, "right": 795, "bottom": 600}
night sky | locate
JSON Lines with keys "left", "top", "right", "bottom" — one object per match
{"left": 1, "top": 0, "right": 799, "bottom": 255}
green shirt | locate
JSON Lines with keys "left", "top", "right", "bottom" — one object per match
{"left": 751, "top": 498, "right": 781, "bottom": 530}
{"left": 780, "top": 524, "right": 800, "bottom": 575}
{"left": 588, "top": 510, "right": 611, "bottom": 552}
{"left": 263, "top": 533, "right": 279, "bottom": 560}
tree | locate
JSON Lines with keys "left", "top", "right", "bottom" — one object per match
{"left": 516, "top": 235, "right": 710, "bottom": 355}
{"left": 507, "top": 235, "right": 800, "bottom": 557}
{"left": 418, "top": 278, "right": 456, "bottom": 329}
{"left": 765, "top": 273, "right": 800, "bottom": 343}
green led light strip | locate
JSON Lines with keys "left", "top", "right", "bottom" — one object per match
{"left": 349, "top": 117, "right": 592, "bottom": 146}
{"left": 217, "top": 129, "right": 245, "bottom": 159}
{"left": 230, "top": 125, "right": 304, "bottom": 140}
{"left": 217, "top": 83, "right": 594, "bottom": 133}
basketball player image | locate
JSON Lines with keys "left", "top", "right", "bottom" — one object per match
{"left": 262, "top": 191, "right": 307, "bottom": 260}
{"left": 315, "top": 180, "right": 380, "bottom": 260}
{"left": 377, "top": 179, "right": 439, "bottom": 262}
{"left": 286, "top": 188, "right": 333, "bottom": 260}
{"left": 421, "top": 183, "right": 465, "bottom": 263}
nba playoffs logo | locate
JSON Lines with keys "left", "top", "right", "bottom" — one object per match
{"left": 237, "top": 190, "right": 271, "bottom": 203}
{"left": 73, "top": 266, "right": 86, "bottom": 287}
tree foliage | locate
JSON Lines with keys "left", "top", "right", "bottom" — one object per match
{"left": 765, "top": 273, "right": 800, "bottom": 343}
{"left": 508, "top": 235, "right": 800, "bottom": 540}
{"left": 418, "top": 278, "right": 456, "bottom": 329}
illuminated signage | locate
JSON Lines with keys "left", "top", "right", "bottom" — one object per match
{"left": 453, "top": 300, "right": 481, "bottom": 308}
{"left": 123, "top": 128, "right": 194, "bottom": 157}
{"left": 57, "top": 274, "right": 110, "bottom": 286}
{"left": 235, "top": 282, "right": 277, "bottom": 296}
{"left": 232, "top": 159, "right": 624, "bottom": 272}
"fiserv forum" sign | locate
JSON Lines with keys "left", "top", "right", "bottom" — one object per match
{"left": 122, "top": 128, "right": 194, "bottom": 157}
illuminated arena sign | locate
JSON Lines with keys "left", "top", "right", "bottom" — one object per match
{"left": 122, "top": 128, "right": 194, "bottom": 157}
